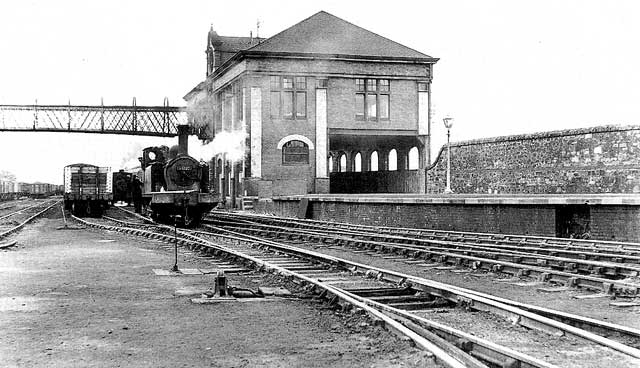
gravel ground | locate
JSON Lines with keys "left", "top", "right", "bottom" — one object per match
{"left": 0, "top": 211, "right": 434, "bottom": 368}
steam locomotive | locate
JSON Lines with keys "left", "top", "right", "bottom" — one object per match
{"left": 137, "top": 125, "right": 217, "bottom": 226}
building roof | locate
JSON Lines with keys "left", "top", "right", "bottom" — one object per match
{"left": 246, "top": 11, "right": 435, "bottom": 60}
{"left": 209, "top": 33, "right": 264, "bottom": 54}
{"left": 184, "top": 80, "right": 206, "bottom": 101}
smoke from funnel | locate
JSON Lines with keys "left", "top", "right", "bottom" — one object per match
{"left": 188, "top": 130, "right": 247, "bottom": 163}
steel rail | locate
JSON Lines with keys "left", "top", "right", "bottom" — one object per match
{"left": 0, "top": 200, "right": 60, "bottom": 238}
{"left": 201, "top": 224, "right": 640, "bottom": 360}
{"left": 0, "top": 201, "right": 49, "bottom": 221}
{"left": 225, "top": 215, "right": 640, "bottom": 261}
{"left": 0, "top": 203, "right": 18, "bottom": 211}
{"left": 208, "top": 216, "right": 640, "bottom": 270}
{"left": 205, "top": 218, "right": 640, "bottom": 341}
{"left": 207, "top": 221, "right": 640, "bottom": 294}
{"left": 71, "top": 216, "right": 488, "bottom": 368}
{"left": 340, "top": 288, "right": 555, "bottom": 368}
{"left": 74, "top": 215, "right": 563, "bottom": 368}
{"left": 210, "top": 211, "right": 640, "bottom": 253}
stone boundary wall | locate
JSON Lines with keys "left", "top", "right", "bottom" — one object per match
{"left": 427, "top": 125, "right": 640, "bottom": 194}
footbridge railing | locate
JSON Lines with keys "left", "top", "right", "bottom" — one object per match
{"left": 0, "top": 98, "right": 189, "bottom": 137}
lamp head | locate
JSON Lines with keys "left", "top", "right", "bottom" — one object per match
{"left": 443, "top": 117, "right": 454, "bottom": 129}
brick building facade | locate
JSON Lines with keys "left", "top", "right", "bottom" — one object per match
{"left": 185, "top": 11, "right": 437, "bottom": 202}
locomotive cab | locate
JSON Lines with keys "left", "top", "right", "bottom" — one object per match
{"left": 140, "top": 146, "right": 168, "bottom": 194}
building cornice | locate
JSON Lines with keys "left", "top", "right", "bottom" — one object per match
{"left": 212, "top": 50, "right": 438, "bottom": 80}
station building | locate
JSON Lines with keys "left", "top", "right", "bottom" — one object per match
{"left": 185, "top": 11, "right": 437, "bottom": 200}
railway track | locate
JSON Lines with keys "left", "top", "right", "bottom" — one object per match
{"left": 205, "top": 213, "right": 640, "bottom": 295}
{"left": 71, "top": 209, "right": 640, "bottom": 367}
{"left": 209, "top": 211, "right": 640, "bottom": 253}
{"left": 0, "top": 199, "right": 60, "bottom": 239}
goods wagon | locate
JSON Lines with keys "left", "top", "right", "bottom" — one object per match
{"left": 63, "top": 163, "right": 112, "bottom": 216}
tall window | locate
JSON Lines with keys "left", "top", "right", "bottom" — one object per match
{"left": 271, "top": 76, "right": 307, "bottom": 119}
{"left": 282, "top": 140, "right": 309, "bottom": 165}
{"left": 339, "top": 153, "right": 347, "bottom": 172}
{"left": 354, "top": 152, "right": 362, "bottom": 172}
{"left": 408, "top": 147, "right": 419, "bottom": 170}
{"left": 233, "top": 82, "right": 243, "bottom": 130}
{"left": 370, "top": 151, "right": 379, "bottom": 172}
{"left": 214, "top": 92, "right": 222, "bottom": 132}
{"left": 355, "top": 78, "right": 390, "bottom": 121}
{"left": 221, "top": 85, "right": 232, "bottom": 132}
{"left": 388, "top": 149, "right": 397, "bottom": 171}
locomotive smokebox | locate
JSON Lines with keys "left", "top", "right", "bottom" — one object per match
{"left": 177, "top": 125, "right": 190, "bottom": 156}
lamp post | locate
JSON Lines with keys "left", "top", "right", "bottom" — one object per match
{"left": 443, "top": 117, "right": 454, "bottom": 194}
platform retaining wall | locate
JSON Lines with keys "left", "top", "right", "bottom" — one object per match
{"left": 427, "top": 125, "right": 640, "bottom": 194}
{"left": 329, "top": 170, "right": 425, "bottom": 193}
{"left": 265, "top": 198, "right": 640, "bottom": 242}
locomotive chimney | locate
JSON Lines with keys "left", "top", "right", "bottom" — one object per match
{"left": 177, "top": 125, "right": 189, "bottom": 155}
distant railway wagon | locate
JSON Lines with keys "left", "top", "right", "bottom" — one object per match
{"left": 0, "top": 180, "right": 19, "bottom": 194}
{"left": 15, "top": 182, "right": 62, "bottom": 197}
{"left": 1, "top": 178, "right": 61, "bottom": 199}
{"left": 63, "top": 163, "right": 112, "bottom": 216}
{"left": 23, "top": 183, "right": 47, "bottom": 194}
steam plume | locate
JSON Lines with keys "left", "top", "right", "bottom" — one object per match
{"left": 189, "top": 130, "right": 247, "bottom": 163}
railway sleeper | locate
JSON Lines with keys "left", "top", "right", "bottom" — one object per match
{"left": 345, "top": 286, "right": 415, "bottom": 298}
{"left": 369, "top": 294, "right": 436, "bottom": 304}
{"left": 387, "top": 299, "right": 453, "bottom": 311}
{"left": 378, "top": 273, "right": 407, "bottom": 285}
{"left": 468, "top": 348, "right": 519, "bottom": 368}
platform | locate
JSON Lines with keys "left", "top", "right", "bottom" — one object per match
{"left": 266, "top": 193, "right": 640, "bottom": 242}
{"left": 276, "top": 193, "right": 640, "bottom": 206}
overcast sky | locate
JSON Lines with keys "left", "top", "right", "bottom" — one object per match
{"left": 1, "top": 0, "right": 639, "bottom": 184}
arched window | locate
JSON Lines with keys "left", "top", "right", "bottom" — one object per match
{"left": 328, "top": 156, "right": 334, "bottom": 173}
{"left": 339, "top": 153, "right": 347, "bottom": 172}
{"left": 282, "top": 140, "right": 309, "bottom": 164}
{"left": 370, "top": 151, "right": 378, "bottom": 171}
{"left": 216, "top": 158, "right": 223, "bottom": 176}
{"left": 408, "top": 147, "right": 419, "bottom": 170}
{"left": 354, "top": 152, "right": 362, "bottom": 172}
{"left": 388, "top": 149, "right": 397, "bottom": 171}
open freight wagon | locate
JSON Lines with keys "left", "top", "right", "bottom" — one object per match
{"left": 63, "top": 163, "right": 112, "bottom": 217}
